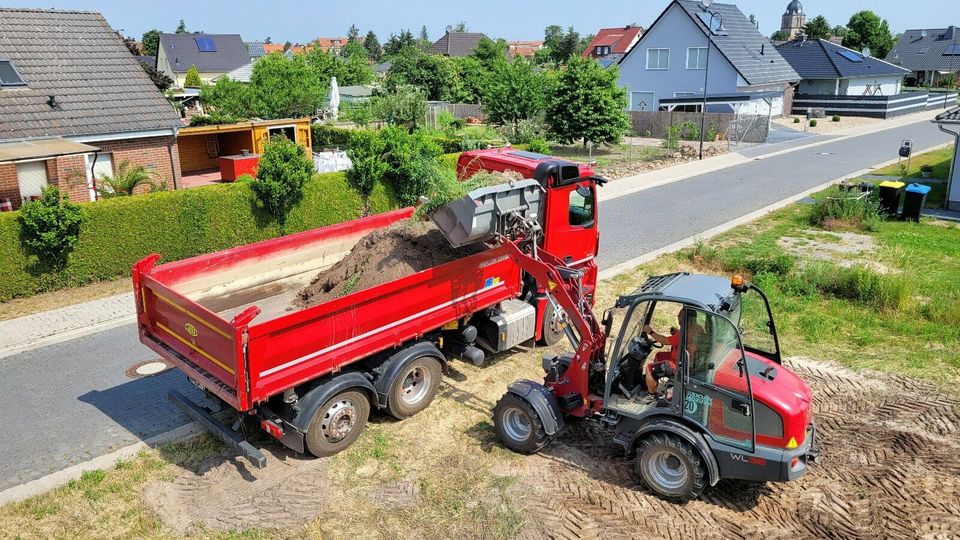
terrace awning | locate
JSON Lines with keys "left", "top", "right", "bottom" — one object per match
{"left": 0, "top": 138, "right": 99, "bottom": 162}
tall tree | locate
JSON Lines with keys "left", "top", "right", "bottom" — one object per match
{"left": 248, "top": 54, "right": 325, "bottom": 118}
{"left": 541, "top": 25, "right": 582, "bottom": 65}
{"left": 283, "top": 40, "right": 293, "bottom": 51}
{"left": 452, "top": 22, "right": 468, "bottom": 32}
{"left": 483, "top": 57, "right": 544, "bottom": 134}
{"left": 470, "top": 36, "right": 507, "bottom": 67}
{"left": 771, "top": 29, "right": 791, "bottom": 41}
{"left": 175, "top": 19, "right": 187, "bottom": 34}
{"left": 802, "top": 15, "right": 833, "bottom": 40}
{"left": 385, "top": 47, "right": 457, "bottom": 100}
{"left": 450, "top": 56, "right": 487, "bottom": 103}
{"left": 141, "top": 29, "right": 160, "bottom": 56}
{"left": 264, "top": 36, "right": 273, "bottom": 44}
{"left": 419, "top": 26, "right": 430, "bottom": 48}
{"left": 832, "top": 25, "right": 849, "bottom": 39}
{"left": 364, "top": 30, "right": 383, "bottom": 61}
{"left": 384, "top": 29, "right": 417, "bottom": 57}
{"left": 347, "top": 24, "right": 360, "bottom": 42}
{"left": 749, "top": 14, "right": 758, "bottom": 29}
{"left": 843, "top": 11, "right": 895, "bottom": 58}
{"left": 545, "top": 56, "right": 629, "bottom": 147}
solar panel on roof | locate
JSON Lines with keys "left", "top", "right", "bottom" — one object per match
{"left": 195, "top": 36, "right": 217, "bottom": 52}
{"left": 0, "top": 60, "right": 26, "bottom": 86}
{"left": 836, "top": 50, "right": 864, "bottom": 63}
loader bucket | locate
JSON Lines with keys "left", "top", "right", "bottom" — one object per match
{"left": 430, "top": 179, "right": 543, "bottom": 247}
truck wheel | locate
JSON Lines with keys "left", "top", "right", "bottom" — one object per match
{"left": 493, "top": 393, "right": 548, "bottom": 454}
{"left": 539, "top": 303, "right": 565, "bottom": 346}
{"left": 386, "top": 356, "right": 442, "bottom": 419}
{"left": 635, "top": 433, "right": 707, "bottom": 501}
{"left": 305, "top": 389, "right": 370, "bottom": 457}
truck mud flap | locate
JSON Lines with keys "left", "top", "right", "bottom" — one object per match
{"left": 168, "top": 390, "right": 266, "bottom": 469}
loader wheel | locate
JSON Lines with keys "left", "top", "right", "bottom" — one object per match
{"left": 493, "top": 393, "right": 548, "bottom": 454}
{"left": 305, "top": 390, "right": 370, "bottom": 457}
{"left": 539, "top": 302, "right": 565, "bottom": 346}
{"left": 635, "top": 433, "right": 707, "bottom": 501}
{"left": 387, "top": 356, "right": 442, "bottom": 419}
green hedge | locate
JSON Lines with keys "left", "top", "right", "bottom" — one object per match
{"left": 312, "top": 124, "right": 354, "bottom": 150}
{"left": 0, "top": 172, "right": 399, "bottom": 301}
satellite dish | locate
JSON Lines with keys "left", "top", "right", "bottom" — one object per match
{"left": 862, "top": 47, "right": 871, "bottom": 57}
{"left": 446, "top": 25, "right": 453, "bottom": 33}
{"left": 921, "top": 30, "right": 928, "bottom": 38}
{"left": 702, "top": 0, "right": 713, "bottom": 7}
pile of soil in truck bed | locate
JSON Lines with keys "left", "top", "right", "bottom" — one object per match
{"left": 294, "top": 219, "right": 487, "bottom": 308}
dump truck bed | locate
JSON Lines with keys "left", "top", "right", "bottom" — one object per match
{"left": 134, "top": 208, "right": 523, "bottom": 411}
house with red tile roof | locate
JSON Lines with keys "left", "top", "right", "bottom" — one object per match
{"left": 582, "top": 25, "right": 644, "bottom": 61}
{"left": 508, "top": 40, "right": 544, "bottom": 60}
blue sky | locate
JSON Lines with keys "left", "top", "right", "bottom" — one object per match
{"left": 7, "top": 0, "right": 955, "bottom": 43}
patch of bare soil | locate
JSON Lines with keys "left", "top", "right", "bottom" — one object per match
{"left": 143, "top": 446, "right": 331, "bottom": 534}
{"left": 507, "top": 357, "right": 960, "bottom": 540}
{"left": 597, "top": 144, "right": 727, "bottom": 180}
{"left": 778, "top": 230, "right": 895, "bottom": 274}
{"left": 294, "top": 220, "right": 485, "bottom": 308}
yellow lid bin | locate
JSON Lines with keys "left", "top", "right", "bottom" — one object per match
{"left": 878, "top": 181, "right": 906, "bottom": 189}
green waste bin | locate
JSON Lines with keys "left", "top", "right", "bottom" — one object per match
{"left": 901, "top": 183, "right": 932, "bottom": 222}
{"left": 878, "top": 181, "right": 905, "bottom": 217}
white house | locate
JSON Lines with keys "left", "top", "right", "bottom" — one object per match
{"left": 617, "top": 0, "right": 798, "bottom": 116}
{"left": 777, "top": 38, "right": 909, "bottom": 97}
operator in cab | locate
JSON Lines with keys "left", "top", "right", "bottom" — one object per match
{"left": 642, "top": 308, "right": 703, "bottom": 394}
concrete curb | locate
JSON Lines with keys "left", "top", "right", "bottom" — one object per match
{"left": 0, "top": 421, "right": 204, "bottom": 505}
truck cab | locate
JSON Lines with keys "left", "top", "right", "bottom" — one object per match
{"left": 457, "top": 148, "right": 602, "bottom": 343}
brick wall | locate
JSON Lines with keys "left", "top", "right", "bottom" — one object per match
{"left": 94, "top": 135, "right": 182, "bottom": 190}
{"left": 51, "top": 154, "right": 89, "bottom": 203}
{"left": 0, "top": 162, "right": 17, "bottom": 209}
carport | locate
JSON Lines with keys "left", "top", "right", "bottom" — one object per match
{"left": 933, "top": 106, "right": 960, "bottom": 211}
{"left": 658, "top": 91, "right": 784, "bottom": 116}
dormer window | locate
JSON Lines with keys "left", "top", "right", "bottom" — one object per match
{"left": 0, "top": 59, "right": 27, "bottom": 87}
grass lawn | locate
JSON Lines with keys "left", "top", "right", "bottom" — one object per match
{"left": 3, "top": 186, "right": 958, "bottom": 538}
{"left": 872, "top": 145, "right": 954, "bottom": 179}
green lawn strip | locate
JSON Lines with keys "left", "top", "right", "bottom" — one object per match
{"left": 871, "top": 145, "right": 953, "bottom": 179}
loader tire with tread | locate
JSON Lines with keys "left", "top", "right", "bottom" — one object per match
{"left": 635, "top": 432, "right": 707, "bottom": 501}
{"left": 493, "top": 392, "right": 549, "bottom": 454}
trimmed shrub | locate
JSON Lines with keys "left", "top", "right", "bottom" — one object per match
{"left": 18, "top": 186, "right": 83, "bottom": 270}
{"left": 380, "top": 127, "right": 443, "bottom": 206}
{"left": 346, "top": 130, "right": 389, "bottom": 198}
{"left": 793, "top": 117, "right": 801, "bottom": 124}
{"left": 0, "top": 173, "right": 398, "bottom": 302}
{"left": 427, "top": 135, "right": 464, "bottom": 154}
{"left": 311, "top": 124, "right": 354, "bottom": 150}
{"left": 809, "top": 119, "right": 818, "bottom": 128}
{"left": 832, "top": 115, "right": 841, "bottom": 122}
{"left": 252, "top": 136, "right": 314, "bottom": 230}
{"left": 184, "top": 64, "right": 202, "bottom": 87}
{"left": 526, "top": 138, "right": 551, "bottom": 155}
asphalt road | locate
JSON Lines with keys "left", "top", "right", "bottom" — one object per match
{"left": 0, "top": 119, "right": 951, "bottom": 491}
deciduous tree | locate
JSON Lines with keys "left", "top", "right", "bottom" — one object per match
{"left": 483, "top": 57, "right": 543, "bottom": 134}
{"left": 545, "top": 56, "right": 629, "bottom": 147}
{"left": 248, "top": 54, "right": 325, "bottom": 118}
{"left": 141, "top": 29, "right": 160, "bottom": 56}
{"left": 843, "top": 11, "right": 895, "bottom": 58}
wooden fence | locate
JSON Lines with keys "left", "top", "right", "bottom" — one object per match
{"left": 628, "top": 110, "right": 771, "bottom": 144}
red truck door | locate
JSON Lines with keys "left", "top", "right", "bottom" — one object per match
{"left": 543, "top": 180, "right": 598, "bottom": 268}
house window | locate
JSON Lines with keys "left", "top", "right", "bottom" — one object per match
{"left": 91, "top": 153, "right": 114, "bottom": 182}
{"left": 631, "top": 91, "right": 656, "bottom": 111}
{"left": 268, "top": 125, "right": 297, "bottom": 142}
{"left": 16, "top": 161, "right": 48, "bottom": 202}
{"left": 0, "top": 59, "right": 27, "bottom": 87}
{"left": 646, "top": 48, "right": 670, "bottom": 70}
{"left": 687, "top": 47, "right": 708, "bottom": 70}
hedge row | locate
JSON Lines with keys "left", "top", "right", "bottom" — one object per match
{"left": 0, "top": 172, "right": 398, "bottom": 302}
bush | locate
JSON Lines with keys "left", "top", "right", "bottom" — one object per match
{"left": 311, "top": 123, "right": 354, "bottom": 150}
{"left": 809, "top": 187, "right": 882, "bottom": 230}
{"left": 920, "top": 164, "right": 934, "bottom": 173}
{"left": 809, "top": 119, "right": 818, "bottom": 128}
{"left": 372, "top": 85, "right": 427, "bottom": 128}
{"left": 0, "top": 173, "right": 396, "bottom": 301}
{"left": 251, "top": 136, "right": 315, "bottom": 230}
{"left": 184, "top": 64, "right": 202, "bottom": 87}
{"left": 18, "top": 187, "right": 83, "bottom": 269}
{"left": 427, "top": 135, "right": 464, "bottom": 154}
{"left": 380, "top": 127, "right": 443, "bottom": 206}
{"left": 832, "top": 115, "right": 841, "bottom": 122}
{"left": 796, "top": 262, "right": 910, "bottom": 311}
{"left": 526, "top": 138, "right": 551, "bottom": 155}
{"left": 662, "top": 124, "right": 681, "bottom": 150}
{"left": 96, "top": 160, "right": 162, "bottom": 198}
{"left": 188, "top": 113, "right": 246, "bottom": 127}
{"left": 678, "top": 121, "right": 700, "bottom": 141}
{"left": 642, "top": 130, "right": 653, "bottom": 137}
{"left": 346, "top": 130, "right": 389, "bottom": 198}
{"left": 793, "top": 117, "right": 801, "bottom": 124}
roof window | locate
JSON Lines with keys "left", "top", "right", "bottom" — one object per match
{"left": 0, "top": 59, "right": 26, "bottom": 87}
{"left": 944, "top": 44, "right": 960, "bottom": 56}
{"left": 836, "top": 50, "right": 864, "bottom": 63}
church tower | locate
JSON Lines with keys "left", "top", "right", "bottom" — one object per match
{"left": 781, "top": 0, "right": 806, "bottom": 39}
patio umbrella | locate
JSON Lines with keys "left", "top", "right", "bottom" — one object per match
{"left": 329, "top": 77, "right": 340, "bottom": 121}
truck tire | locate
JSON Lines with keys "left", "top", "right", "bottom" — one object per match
{"left": 634, "top": 433, "right": 707, "bottom": 501}
{"left": 304, "top": 389, "right": 370, "bottom": 457}
{"left": 493, "top": 392, "right": 548, "bottom": 454}
{"left": 539, "top": 302, "right": 565, "bottom": 346}
{"left": 386, "top": 356, "right": 442, "bottom": 419}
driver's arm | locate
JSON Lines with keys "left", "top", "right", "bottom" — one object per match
{"left": 642, "top": 325, "right": 673, "bottom": 345}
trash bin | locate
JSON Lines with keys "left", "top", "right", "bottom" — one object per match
{"left": 901, "top": 183, "right": 932, "bottom": 222}
{"left": 878, "top": 181, "right": 905, "bottom": 217}
{"left": 859, "top": 181, "right": 875, "bottom": 194}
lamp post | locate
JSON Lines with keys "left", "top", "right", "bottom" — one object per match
{"left": 699, "top": 6, "right": 722, "bottom": 160}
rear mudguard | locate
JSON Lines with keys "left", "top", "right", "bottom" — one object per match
{"left": 506, "top": 379, "right": 565, "bottom": 435}
{"left": 368, "top": 341, "right": 446, "bottom": 408}
{"left": 616, "top": 417, "right": 721, "bottom": 486}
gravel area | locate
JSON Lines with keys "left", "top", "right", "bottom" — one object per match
{"left": 775, "top": 115, "right": 883, "bottom": 135}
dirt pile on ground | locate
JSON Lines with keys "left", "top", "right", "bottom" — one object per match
{"left": 294, "top": 220, "right": 486, "bottom": 308}
{"left": 509, "top": 356, "right": 960, "bottom": 539}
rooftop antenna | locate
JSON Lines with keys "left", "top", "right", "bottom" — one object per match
{"left": 445, "top": 25, "right": 453, "bottom": 33}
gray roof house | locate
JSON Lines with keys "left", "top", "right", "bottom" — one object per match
{"left": 156, "top": 32, "right": 250, "bottom": 88}
{"left": 617, "top": 0, "right": 798, "bottom": 117}
{"left": 0, "top": 8, "right": 183, "bottom": 208}
{"left": 218, "top": 61, "right": 256, "bottom": 83}
{"left": 886, "top": 26, "right": 960, "bottom": 86}
{"left": 426, "top": 32, "right": 488, "bottom": 57}
{"left": 777, "top": 38, "right": 909, "bottom": 96}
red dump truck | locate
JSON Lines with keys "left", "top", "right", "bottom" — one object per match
{"left": 133, "top": 154, "right": 602, "bottom": 465}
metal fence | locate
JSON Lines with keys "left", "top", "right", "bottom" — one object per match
{"left": 791, "top": 91, "right": 959, "bottom": 119}
{"left": 628, "top": 110, "right": 771, "bottom": 144}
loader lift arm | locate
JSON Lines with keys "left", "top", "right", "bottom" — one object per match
{"left": 500, "top": 239, "right": 606, "bottom": 418}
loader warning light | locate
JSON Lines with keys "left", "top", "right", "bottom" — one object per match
{"left": 731, "top": 274, "right": 745, "bottom": 291}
